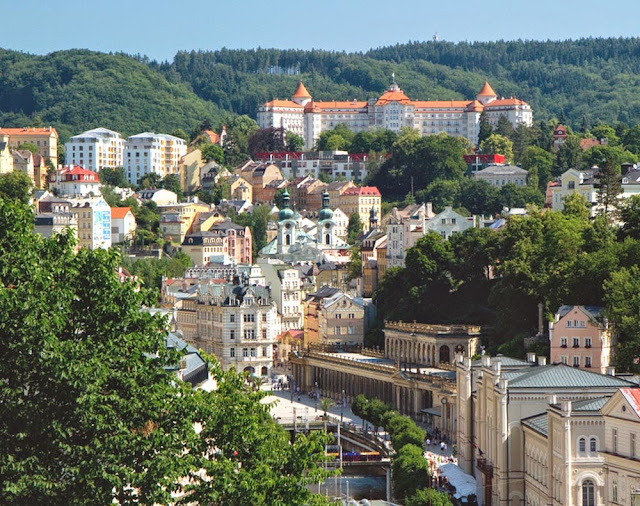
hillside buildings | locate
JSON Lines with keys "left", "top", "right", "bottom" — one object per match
{"left": 473, "top": 164, "right": 528, "bottom": 187}
{"left": 258, "top": 81, "right": 532, "bottom": 148}
{"left": 50, "top": 166, "right": 101, "bottom": 197}
{"left": 0, "top": 126, "right": 58, "bottom": 162}
{"left": 181, "top": 219, "right": 252, "bottom": 266}
{"left": 124, "top": 132, "right": 187, "bottom": 185}
{"left": 175, "top": 277, "right": 280, "bottom": 376}
{"left": 110, "top": 206, "right": 136, "bottom": 244}
{"left": 65, "top": 128, "right": 125, "bottom": 171}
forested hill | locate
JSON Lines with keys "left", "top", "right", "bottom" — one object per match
{"left": 4, "top": 39, "right": 640, "bottom": 142}
{"left": 0, "top": 49, "right": 227, "bottom": 142}
{"left": 158, "top": 38, "right": 640, "bottom": 128}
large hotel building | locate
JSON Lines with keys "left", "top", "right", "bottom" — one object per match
{"left": 258, "top": 81, "right": 532, "bottom": 148}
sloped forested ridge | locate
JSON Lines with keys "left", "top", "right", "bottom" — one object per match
{"left": 4, "top": 38, "right": 640, "bottom": 142}
{"left": 0, "top": 49, "right": 228, "bottom": 142}
{"left": 158, "top": 38, "right": 640, "bottom": 127}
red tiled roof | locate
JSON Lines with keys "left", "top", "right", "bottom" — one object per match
{"left": 0, "top": 126, "right": 58, "bottom": 137}
{"left": 485, "top": 98, "right": 529, "bottom": 107}
{"left": 61, "top": 166, "right": 99, "bottom": 177}
{"left": 376, "top": 89, "right": 411, "bottom": 105}
{"left": 204, "top": 130, "right": 220, "bottom": 144}
{"left": 111, "top": 207, "right": 132, "bottom": 219}
{"left": 478, "top": 81, "right": 497, "bottom": 97}
{"left": 263, "top": 99, "right": 303, "bottom": 108}
{"left": 413, "top": 100, "right": 472, "bottom": 109}
{"left": 313, "top": 101, "right": 367, "bottom": 109}
{"left": 343, "top": 186, "right": 381, "bottom": 196}
{"left": 620, "top": 388, "right": 640, "bottom": 416}
{"left": 580, "top": 138, "right": 601, "bottom": 151}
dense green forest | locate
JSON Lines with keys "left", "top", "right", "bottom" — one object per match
{"left": 4, "top": 38, "right": 640, "bottom": 143}
{"left": 159, "top": 38, "right": 640, "bottom": 127}
{"left": 0, "top": 49, "right": 228, "bottom": 143}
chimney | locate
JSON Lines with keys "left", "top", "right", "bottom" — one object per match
{"left": 561, "top": 400, "right": 572, "bottom": 414}
{"left": 606, "top": 367, "right": 616, "bottom": 376}
{"left": 537, "top": 356, "right": 547, "bottom": 366}
{"left": 527, "top": 352, "right": 536, "bottom": 363}
{"left": 548, "top": 394, "right": 557, "bottom": 405}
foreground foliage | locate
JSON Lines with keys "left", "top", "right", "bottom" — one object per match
{"left": 0, "top": 198, "right": 330, "bottom": 505}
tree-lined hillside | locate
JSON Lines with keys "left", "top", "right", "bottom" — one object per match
{"left": 0, "top": 49, "right": 228, "bottom": 142}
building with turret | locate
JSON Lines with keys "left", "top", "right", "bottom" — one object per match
{"left": 258, "top": 81, "right": 532, "bottom": 148}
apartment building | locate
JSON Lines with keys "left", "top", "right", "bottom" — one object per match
{"left": 338, "top": 186, "right": 382, "bottom": 232}
{"left": 124, "top": 132, "right": 187, "bottom": 185}
{"left": 67, "top": 196, "right": 112, "bottom": 249}
{"left": 50, "top": 166, "right": 101, "bottom": 197}
{"left": 0, "top": 126, "right": 58, "bottom": 161}
{"left": 65, "top": 128, "right": 125, "bottom": 171}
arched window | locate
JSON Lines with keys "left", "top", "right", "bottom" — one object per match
{"left": 439, "top": 345, "right": 450, "bottom": 364}
{"left": 589, "top": 437, "right": 597, "bottom": 452}
{"left": 579, "top": 437, "right": 586, "bottom": 453}
{"left": 285, "top": 234, "right": 291, "bottom": 246}
{"left": 582, "top": 479, "right": 595, "bottom": 506}
{"left": 325, "top": 233, "right": 330, "bottom": 245}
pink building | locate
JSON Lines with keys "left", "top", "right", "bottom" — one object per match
{"left": 549, "top": 305, "right": 613, "bottom": 374}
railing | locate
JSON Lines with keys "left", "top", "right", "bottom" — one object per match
{"left": 385, "top": 320, "right": 483, "bottom": 336}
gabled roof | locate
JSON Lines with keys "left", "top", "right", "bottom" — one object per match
{"left": 376, "top": 88, "right": 411, "bottom": 106}
{"left": 570, "top": 397, "right": 610, "bottom": 412}
{"left": 475, "top": 164, "right": 528, "bottom": 176}
{"left": 555, "top": 305, "right": 604, "bottom": 321}
{"left": 485, "top": 98, "right": 529, "bottom": 108}
{"left": 110, "top": 207, "right": 132, "bottom": 219}
{"left": 0, "top": 126, "right": 57, "bottom": 137}
{"left": 478, "top": 81, "right": 497, "bottom": 97}
{"left": 263, "top": 99, "right": 303, "bottom": 108}
{"left": 620, "top": 388, "right": 640, "bottom": 416}
{"left": 342, "top": 186, "right": 381, "bottom": 197}
{"left": 507, "top": 363, "right": 634, "bottom": 389}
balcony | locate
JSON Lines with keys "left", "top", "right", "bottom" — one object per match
{"left": 476, "top": 457, "right": 494, "bottom": 476}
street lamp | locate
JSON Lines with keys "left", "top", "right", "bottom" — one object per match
{"left": 314, "top": 382, "right": 319, "bottom": 413}
{"left": 340, "top": 390, "right": 345, "bottom": 425}
{"left": 441, "top": 398, "right": 448, "bottom": 441}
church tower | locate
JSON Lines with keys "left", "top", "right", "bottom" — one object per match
{"left": 476, "top": 81, "right": 497, "bottom": 106}
{"left": 317, "top": 189, "right": 335, "bottom": 247}
{"left": 276, "top": 190, "right": 297, "bottom": 254}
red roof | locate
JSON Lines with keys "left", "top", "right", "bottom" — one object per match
{"left": 343, "top": 186, "right": 381, "bottom": 197}
{"left": 620, "top": 388, "right": 640, "bottom": 416}
{"left": 376, "top": 89, "right": 411, "bottom": 106}
{"left": 204, "top": 130, "right": 220, "bottom": 144}
{"left": 111, "top": 207, "right": 132, "bottom": 219}
{"left": 485, "top": 98, "right": 528, "bottom": 107}
{"left": 478, "top": 81, "right": 497, "bottom": 97}
{"left": 58, "top": 165, "right": 99, "bottom": 182}
{"left": 292, "top": 82, "right": 312, "bottom": 99}
{"left": 263, "top": 99, "right": 303, "bottom": 108}
{"left": 0, "top": 126, "right": 58, "bottom": 137}
{"left": 580, "top": 138, "right": 601, "bottom": 151}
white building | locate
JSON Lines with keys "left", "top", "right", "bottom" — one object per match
{"left": 124, "top": 133, "right": 187, "bottom": 185}
{"left": 67, "top": 196, "right": 112, "bottom": 250}
{"left": 384, "top": 203, "right": 435, "bottom": 268}
{"left": 473, "top": 164, "right": 528, "bottom": 187}
{"left": 65, "top": 128, "right": 125, "bottom": 171}
{"left": 110, "top": 206, "right": 137, "bottom": 244}
{"left": 425, "top": 206, "right": 476, "bottom": 240}
{"left": 50, "top": 166, "right": 101, "bottom": 197}
{"left": 259, "top": 260, "right": 304, "bottom": 331}
{"left": 258, "top": 81, "right": 533, "bottom": 149}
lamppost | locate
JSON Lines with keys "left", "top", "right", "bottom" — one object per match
{"left": 340, "top": 390, "right": 345, "bottom": 426}
{"left": 290, "top": 379, "right": 295, "bottom": 403}
{"left": 441, "top": 398, "right": 448, "bottom": 441}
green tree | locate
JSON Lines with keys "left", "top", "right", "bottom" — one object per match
{"left": 480, "top": 133, "right": 514, "bottom": 163}
{"left": 392, "top": 444, "right": 430, "bottom": 500}
{"left": 161, "top": 174, "right": 184, "bottom": 201}
{"left": 555, "top": 135, "right": 583, "bottom": 175}
{"left": 520, "top": 145, "right": 554, "bottom": 191}
{"left": 622, "top": 124, "right": 640, "bottom": 155}
{"left": 0, "top": 198, "right": 332, "bottom": 504}
{"left": 562, "top": 192, "right": 591, "bottom": 220}
{"left": 405, "top": 488, "right": 454, "bottom": 506}
{"left": 477, "top": 110, "right": 493, "bottom": 147}
{"left": 591, "top": 124, "right": 620, "bottom": 146}
{"left": 494, "top": 114, "right": 515, "bottom": 139}
{"left": 248, "top": 127, "right": 287, "bottom": 158}
{"left": 99, "top": 167, "right": 129, "bottom": 188}
{"left": 0, "top": 171, "right": 32, "bottom": 203}
{"left": 171, "top": 128, "right": 189, "bottom": 141}
{"left": 316, "top": 124, "right": 354, "bottom": 152}
{"left": 138, "top": 172, "right": 162, "bottom": 189}
{"left": 201, "top": 143, "right": 225, "bottom": 164}
{"left": 347, "top": 213, "right": 363, "bottom": 244}
{"left": 223, "top": 115, "right": 259, "bottom": 167}
{"left": 16, "top": 142, "right": 39, "bottom": 154}
{"left": 286, "top": 131, "right": 305, "bottom": 152}
{"left": 347, "top": 246, "right": 362, "bottom": 281}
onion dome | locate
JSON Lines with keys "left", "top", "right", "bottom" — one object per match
{"left": 318, "top": 190, "right": 333, "bottom": 221}
{"left": 278, "top": 190, "right": 294, "bottom": 221}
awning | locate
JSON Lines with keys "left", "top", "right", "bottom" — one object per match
{"left": 421, "top": 407, "right": 442, "bottom": 417}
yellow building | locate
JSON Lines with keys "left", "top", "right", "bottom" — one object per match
{"left": 158, "top": 201, "right": 210, "bottom": 244}
{"left": 0, "top": 135, "right": 14, "bottom": 174}
{"left": 178, "top": 149, "right": 205, "bottom": 193}
{"left": 0, "top": 127, "right": 58, "bottom": 162}
{"left": 338, "top": 186, "right": 382, "bottom": 232}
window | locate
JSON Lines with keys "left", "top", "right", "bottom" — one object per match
{"left": 441, "top": 218, "right": 447, "bottom": 224}
{"left": 585, "top": 356, "right": 592, "bottom": 368}
{"left": 243, "top": 313, "right": 255, "bottom": 322}
{"left": 590, "top": 437, "right": 597, "bottom": 452}
{"left": 567, "top": 320, "right": 572, "bottom": 327}
{"left": 451, "top": 218, "right": 456, "bottom": 224}
{"left": 579, "top": 437, "right": 586, "bottom": 453}
{"left": 262, "top": 329, "right": 267, "bottom": 340}
{"left": 230, "top": 314, "right": 235, "bottom": 323}
{"left": 582, "top": 480, "right": 595, "bottom": 506}
{"left": 229, "top": 330, "right": 235, "bottom": 340}
{"left": 585, "top": 337, "right": 592, "bottom": 348}
{"left": 573, "top": 356, "right": 580, "bottom": 367}
{"left": 573, "top": 337, "right": 580, "bottom": 348}
{"left": 348, "top": 313, "right": 355, "bottom": 319}
{"left": 250, "top": 347, "right": 256, "bottom": 357}
{"left": 348, "top": 326, "right": 354, "bottom": 335}
{"left": 230, "top": 347, "right": 235, "bottom": 358}
{"left": 613, "top": 429, "right": 618, "bottom": 453}
{"left": 613, "top": 480, "right": 618, "bottom": 502}
{"left": 242, "top": 348, "right": 248, "bottom": 357}
{"left": 632, "top": 433, "right": 636, "bottom": 458}
{"left": 244, "top": 329, "right": 255, "bottom": 340}
{"left": 561, "top": 337, "right": 568, "bottom": 348}
{"left": 262, "top": 313, "right": 267, "bottom": 322}
{"left": 561, "top": 356, "right": 568, "bottom": 364}
{"left": 568, "top": 181, "right": 575, "bottom": 190}
{"left": 336, "top": 326, "right": 342, "bottom": 335}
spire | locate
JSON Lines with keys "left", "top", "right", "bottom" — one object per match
{"left": 318, "top": 189, "right": 333, "bottom": 221}
{"left": 278, "top": 190, "right": 294, "bottom": 221}
{"left": 478, "top": 81, "right": 497, "bottom": 97}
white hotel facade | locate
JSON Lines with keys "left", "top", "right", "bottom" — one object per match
{"left": 124, "top": 132, "right": 187, "bottom": 185}
{"left": 65, "top": 128, "right": 125, "bottom": 171}
{"left": 258, "top": 81, "right": 533, "bottom": 148}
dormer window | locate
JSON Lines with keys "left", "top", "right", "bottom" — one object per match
{"left": 568, "top": 181, "right": 575, "bottom": 189}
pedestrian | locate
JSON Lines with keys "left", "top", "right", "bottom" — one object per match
{"left": 440, "top": 441, "right": 445, "bottom": 451}
{"left": 426, "top": 438, "right": 431, "bottom": 447}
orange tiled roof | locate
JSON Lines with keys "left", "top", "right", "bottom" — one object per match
{"left": 111, "top": 207, "right": 132, "bottom": 219}
{"left": 292, "top": 82, "right": 311, "bottom": 99}
{"left": 478, "top": 81, "right": 497, "bottom": 97}
{"left": 375, "top": 89, "right": 411, "bottom": 105}
{"left": 413, "top": 100, "right": 473, "bottom": 109}
{"left": 313, "top": 101, "right": 368, "bottom": 109}
{"left": 0, "top": 126, "right": 57, "bottom": 137}
{"left": 61, "top": 165, "right": 99, "bottom": 177}
{"left": 466, "top": 100, "right": 484, "bottom": 112}
{"left": 485, "top": 98, "right": 529, "bottom": 107}
{"left": 343, "top": 186, "right": 381, "bottom": 197}
{"left": 580, "top": 138, "right": 601, "bottom": 151}
{"left": 204, "top": 130, "right": 220, "bottom": 143}
{"left": 263, "top": 99, "right": 303, "bottom": 108}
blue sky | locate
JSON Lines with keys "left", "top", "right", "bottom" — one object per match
{"left": 2, "top": 0, "right": 639, "bottom": 62}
